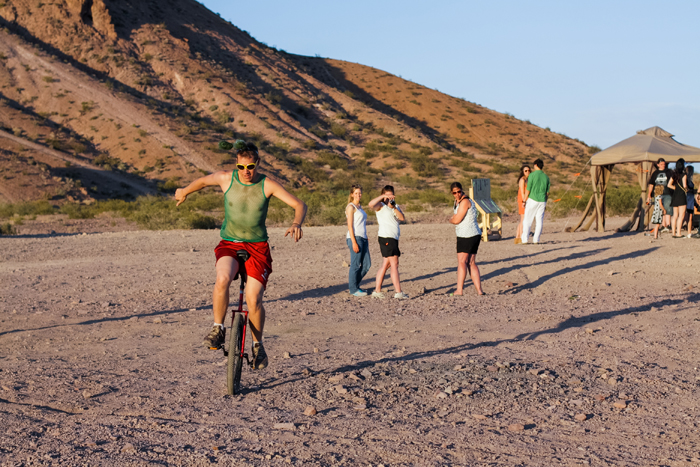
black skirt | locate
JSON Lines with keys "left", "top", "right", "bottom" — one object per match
{"left": 671, "top": 186, "right": 687, "bottom": 207}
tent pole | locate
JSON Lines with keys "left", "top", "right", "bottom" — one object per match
{"left": 568, "top": 194, "right": 595, "bottom": 232}
{"left": 591, "top": 166, "right": 603, "bottom": 232}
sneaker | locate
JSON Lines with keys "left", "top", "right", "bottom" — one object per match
{"left": 660, "top": 227, "right": 671, "bottom": 233}
{"left": 203, "top": 325, "right": 225, "bottom": 349}
{"left": 644, "top": 233, "right": 653, "bottom": 237}
{"left": 252, "top": 342, "right": 268, "bottom": 370}
{"left": 351, "top": 290, "right": 368, "bottom": 297}
{"left": 394, "top": 292, "right": 409, "bottom": 300}
{"left": 691, "top": 233, "right": 700, "bottom": 238}
{"left": 371, "top": 291, "right": 386, "bottom": 299}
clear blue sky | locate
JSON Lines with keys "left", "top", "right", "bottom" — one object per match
{"left": 201, "top": 0, "right": 700, "bottom": 150}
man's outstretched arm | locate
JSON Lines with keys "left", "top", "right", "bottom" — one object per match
{"left": 265, "top": 179, "right": 307, "bottom": 241}
{"left": 175, "top": 172, "right": 229, "bottom": 206}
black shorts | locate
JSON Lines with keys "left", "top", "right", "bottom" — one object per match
{"left": 456, "top": 235, "right": 481, "bottom": 254}
{"left": 378, "top": 237, "right": 401, "bottom": 257}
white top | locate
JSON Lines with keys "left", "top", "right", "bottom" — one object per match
{"left": 346, "top": 203, "right": 367, "bottom": 239}
{"left": 454, "top": 199, "right": 482, "bottom": 238}
{"left": 376, "top": 203, "right": 401, "bottom": 240}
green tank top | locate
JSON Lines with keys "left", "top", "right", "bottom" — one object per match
{"left": 220, "top": 171, "right": 270, "bottom": 242}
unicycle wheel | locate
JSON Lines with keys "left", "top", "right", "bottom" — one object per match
{"left": 227, "top": 313, "right": 244, "bottom": 395}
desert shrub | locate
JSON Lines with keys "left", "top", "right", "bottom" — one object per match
{"left": 80, "top": 101, "right": 94, "bottom": 115}
{"left": 94, "top": 153, "right": 121, "bottom": 170}
{"left": 59, "top": 194, "right": 222, "bottom": 230}
{"left": 0, "top": 200, "right": 55, "bottom": 218}
{"left": 404, "top": 204, "right": 424, "bottom": 212}
{"left": 343, "top": 90, "right": 355, "bottom": 99}
{"left": 309, "top": 124, "right": 326, "bottom": 139}
{"left": 298, "top": 160, "right": 328, "bottom": 182}
{"left": 397, "top": 175, "right": 421, "bottom": 189}
{"left": 158, "top": 177, "right": 181, "bottom": 193}
{"left": 316, "top": 151, "right": 348, "bottom": 170}
{"left": 330, "top": 122, "right": 347, "bottom": 138}
{"left": 264, "top": 91, "right": 283, "bottom": 106}
{"left": 0, "top": 222, "right": 17, "bottom": 235}
{"left": 302, "top": 139, "right": 317, "bottom": 150}
{"left": 418, "top": 189, "right": 450, "bottom": 206}
{"left": 408, "top": 152, "right": 441, "bottom": 178}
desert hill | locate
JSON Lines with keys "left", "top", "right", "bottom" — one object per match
{"left": 0, "top": 0, "right": 610, "bottom": 208}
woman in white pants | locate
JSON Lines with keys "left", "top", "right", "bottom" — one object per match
{"left": 520, "top": 159, "right": 550, "bottom": 244}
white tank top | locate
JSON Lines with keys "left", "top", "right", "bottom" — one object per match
{"left": 454, "top": 199, "right": 482, "bottom": 238}
{"left": 376, "top": 203, "right": 400, "bottom": 239}
{"left": 346, "top": 203, "right": 367, "bottom": 239}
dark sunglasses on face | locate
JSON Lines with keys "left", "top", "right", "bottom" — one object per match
{"left": 236, "top": 163, "right": 257, "bottom": 171}
{"left": 452, "top": 190, "right": 462, "bottom": 195}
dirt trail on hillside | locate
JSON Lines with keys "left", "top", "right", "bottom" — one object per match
{"left": 0, "top": 129, "right": 154, "bottom": 195}
{"left": 2, "top": 31, "right": 216, "bottom": 173}
{"left": 1, "top": 220, "right": 699, "bottom": 466}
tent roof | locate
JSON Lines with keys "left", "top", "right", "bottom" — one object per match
{"left": 591, "top": 126, "right": 700, "bottom": 165}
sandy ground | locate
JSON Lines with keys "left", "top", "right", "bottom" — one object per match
{"left": 1, "top": 219, "right": 699, "bottom": 466}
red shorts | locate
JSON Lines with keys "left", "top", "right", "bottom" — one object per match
{"left": 214, "top": 240, "right": 273, "bottom": 289}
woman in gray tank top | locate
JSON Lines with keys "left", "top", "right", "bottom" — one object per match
{"left": 448, "top": 182, "right": 484, "bottom": 296}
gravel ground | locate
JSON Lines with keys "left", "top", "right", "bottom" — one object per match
{"left": 1, "top": 219, "right": 699, "bottom": 466}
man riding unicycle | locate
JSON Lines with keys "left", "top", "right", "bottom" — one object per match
{"left": 175, "top": 140, "right": 307, "bottom": 370}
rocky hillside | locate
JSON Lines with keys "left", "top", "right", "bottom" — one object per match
{"left": 0, "top": 0, "right": 604, "bottom": 205}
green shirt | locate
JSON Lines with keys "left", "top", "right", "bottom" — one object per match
{"left": 526, "top": 170, "right": 550, "bottom": 203}
{"left": 220, "top": 171, "right": 270, "bottom": 242}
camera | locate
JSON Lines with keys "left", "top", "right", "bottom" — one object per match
{"left": 389, "top": 199, "right": 396, "bottom": 207}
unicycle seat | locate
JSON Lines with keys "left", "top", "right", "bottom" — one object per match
{"left": 232, "top": 250, "right": 250, "bottom": 281}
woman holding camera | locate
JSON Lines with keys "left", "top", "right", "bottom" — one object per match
{"left": 449, "top": 182, "right": 484, "bottom": 296}
{"left": 369, "top": 185, "right": 408, "bottom": 299}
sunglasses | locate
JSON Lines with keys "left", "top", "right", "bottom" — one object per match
{"left": 451, "top": 190, "right": 463, "bottom": 195}
{"left": 236, "top": 163, "right": 257, "bottom": 171}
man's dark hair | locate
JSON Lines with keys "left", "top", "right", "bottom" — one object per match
{"left": 450, "top": 181, "right": 463, "bottom": 191}
{"left": 533, "top": 159, "right": 544, "bottom": 169}
{"left": 219, "top": 139, "right": 260, "bottom": 162}
{"left": 381, "top": 185, "right": 394, "bottom": 194}
{"left": 657, "top": 157, "right": 666, "bottom": 164}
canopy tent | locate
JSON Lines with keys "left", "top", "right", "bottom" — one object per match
{"left": 570, "top": 127, "right": 700, "bottom": 233}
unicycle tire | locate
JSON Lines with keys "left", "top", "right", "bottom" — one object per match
{"left": 227, "top": 313, "right": 244, "bottom": 395}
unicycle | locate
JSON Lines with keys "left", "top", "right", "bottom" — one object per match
{"left": 224, "top": 250, "right": 252, "bottom": 395}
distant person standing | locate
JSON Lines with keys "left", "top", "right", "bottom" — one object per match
{"left": 346, "top": 184, "right": 371, "bottom": 297}
{"left": 646, "top": 158, "right": 673, "bottom": 233}
{"left": 368, "top": 185, "right": 408, "bottom": 299}
{"left": 645, "top": 184, "right": 666, "bottom": 239}
{"left": 514, "top": 164, "right": 531, "bottom": 244}
{"left": 684, "top": 165, "right": 695, "bottom": 238}
{"left": 449, "top": 182, "right": 484, "bottom": 296}
{"left": 667, "top": 158, "right": 687, "bottom": 238}
{"left": 520, "top": 159, "right": 550, "bottom": 244}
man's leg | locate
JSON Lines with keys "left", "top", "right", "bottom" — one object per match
{"left": 533, "top": 201, "right": 546, "bottom": 243}
{"left": 204, "top": 256, "right": 239, "bottom": 348}
{"left": 213, "top": 256, "right": 239, "bottom": 324}
{"left": 521, "top": 200, "right": 536, "bottom": 243}
{"left": 245, "top": 277, "right": 265, "bottom": 342}
{"left": 245, "top": 277, "right": 269, "bottom": 370}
